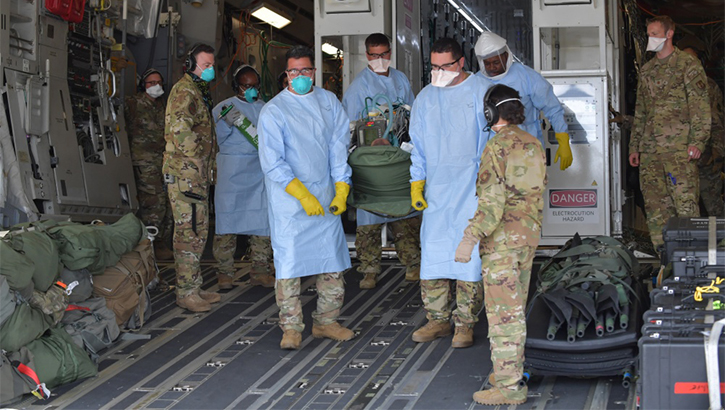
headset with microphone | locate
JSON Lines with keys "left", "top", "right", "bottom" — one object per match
{"left": 183, "top": 43, "right": 201, "bottom": 73}
{"left": 137, "top": 68, "right": 164, "bottom": 92}
{"left": 231, "top": 64, "right": 261, "bottom": 94}
{"left": 483, "top": 84, "right": 521, "bottom": 129}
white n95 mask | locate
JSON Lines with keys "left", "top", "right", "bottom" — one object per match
{"left": 369, "top": 58, "right": 392, "bottom": 73}
{"left": 646, "top": 36, "right": 666, "bottom": 52}
{"left": 431, "top": 69, "right": 459, "bottom": 87}
{"left": 146, "top": 84, "right": 164, "bottom": 98}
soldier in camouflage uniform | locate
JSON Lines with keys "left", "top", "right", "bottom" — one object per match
{"left": 455, "top": 85, "right": 546, "bottom": 406}
{"left": 681, "top": 46, "right": 725, "bottom": 217}
{"left": 163, "top": 44, "right": 221, "bottom": 313}
{"left": 124, "top": 69, "right": 174, "bottom": 260}
{"left": 629, "top": 16, "right": 711, "bottom": 253}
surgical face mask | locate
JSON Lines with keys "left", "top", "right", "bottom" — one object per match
{"left": 145, "top": 84, "right": 164, "bottom": 99}
{"left": 430, "top": 69, "right": 459, "bottom": 87}
{"left": 646, "top": 36, "right": 666, "bottom": 52}
{"left": 291, "top": 75, "right": 313, "bottom": 94}
{"left": 369, "top": 58, "right": 392, "bottom": 73}
{"left": 200, "top": 67, "right": 215, "bottom": 82}
{"left": 244, "top": 87, "right": 258, "bottom": 103}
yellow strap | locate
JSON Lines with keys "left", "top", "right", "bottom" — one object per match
{"left": 695, "top": 277, "right": 725, "bottom": 302}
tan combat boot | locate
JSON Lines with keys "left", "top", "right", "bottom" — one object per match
{"left": 176, "top": 293, "right": 211, "bottom": 312}
{"left": 359, "top": 273, "right": 377, "bottom": 289}
{"left": 472, "top": 386, "right": 527, "bottom": 406}
{"left": 451, "top": 325, "right": 474, "bottom": 348}
{"left": 250, "top": 274, "right": 275, "bottom": 288}
{"left": 411, "top": 320, "right": 452, "bottom": 342}
{"left": 312, "top": 322, "right": 355, "bottom": 341}
{"left": 198, "top": 290, "right": 221, "bottom": 304}
{"left": 280, "top": 329, "right": 302, "bottom": 350}
{"left": 154, "top": 243, "right": 174, "bottom": 261}
{"left": 217, "top": 273, "right": 234, "bottom": 290}
{"left": 405, "top": 266, "right": 420, "bottom": 282}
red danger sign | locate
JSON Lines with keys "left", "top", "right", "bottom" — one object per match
{"left": 550, "top": 189, "right": 597, "bottom": 208}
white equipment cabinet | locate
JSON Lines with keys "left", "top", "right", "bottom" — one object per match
{"left": 533, "top": 0, "right": 623, "bottom": 245}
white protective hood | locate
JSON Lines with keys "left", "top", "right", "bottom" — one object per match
{"left": 474, "top": 31, "right": 513, "bottom": 80}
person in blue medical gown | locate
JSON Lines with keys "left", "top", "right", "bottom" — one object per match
{"left": 212, "top": 65, "right": 275, "bottom": 290}
{"left": 408, "top": 38, "right": 492, "bottom": 349}
{"left": 341, "top": 33, "right": 422, "bottom": 289}
{"left": 258, "top": 45, "right": 355, "bottom": 350}
{"left": 474, "top": 31, "right": 573, "bottom": 170}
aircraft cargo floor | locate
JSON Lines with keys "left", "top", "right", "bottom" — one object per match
{"left": 20, "top": 260, "right": 636, "bottom": 410}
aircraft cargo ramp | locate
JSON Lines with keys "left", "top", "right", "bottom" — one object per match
{"left": 18, "top": 261, "right": 635, "bottom": 410}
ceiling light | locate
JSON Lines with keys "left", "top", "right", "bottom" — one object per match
{"left": 322, "top": 43, "right": 341, "bottom": 55}
{"left": 252, "top": 5, "right": 292, "bottom": 29}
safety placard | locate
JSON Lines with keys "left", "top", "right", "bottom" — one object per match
{"left": 546, "top": 189, "right": 599, "bottom": 224}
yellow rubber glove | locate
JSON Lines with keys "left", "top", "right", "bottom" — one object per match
{"left": 411, "top": 180, "right": 428, "bottom": 211}
{"left": 554, "top": 132, "right": 573, "bottom": 170}
{"left": 285, "top": 178, "right": 324, "bottom": 216}
{"left": 329, "top": 181, "right": 350, "bottom": 215}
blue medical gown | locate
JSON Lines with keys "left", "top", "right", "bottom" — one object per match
{"left": 212, "top": 97, "right": 268, "bottom": 236}
{"left": 476, "top": 62, "right": 568, "bottom": 145}
{"left": 342, "top": 67, "right": 418, "bottom": 226}
{"left": 257, "top": 87, "right": 352, "bottom": 279}
{"left": 409, "top": 74, "right": 492, "bottom": 282}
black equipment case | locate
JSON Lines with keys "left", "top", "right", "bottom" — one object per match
{"left": 663, "top": 217, "right": 725, "bottom": 262}
{"left": 639, "top": 334, "right": 725, "bottom": 410}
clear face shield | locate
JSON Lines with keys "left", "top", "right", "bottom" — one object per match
{"left": 476, "top": 47, "right": 512, "bottom": 80}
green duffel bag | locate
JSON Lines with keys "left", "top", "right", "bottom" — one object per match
{"left": 3, "top": 229, "right": 62, "bottom": 292}
{"left": 0, "top": 303, "right": 53, "bottom": 353}
{"left": 2, "top": 347, "right": 49, "bottom": 405}
{"left": 49, "top": 214, "right": 145, "bottom": 275}
{"left": 24, "top": 327, "right": 97, "bottom": 388}
{"left": 347, "top": 146, "right": 416, "bottom": 218}
{"left": 0, "top": 240, "right": 35, "bottom": 293}
{"left": 0, "top": 276, "right": 16, "bottom": 328}
{"left": 94, "top": 213, "right": 146, "bottom": 261}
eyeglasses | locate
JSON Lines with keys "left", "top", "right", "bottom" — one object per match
{"left": 431, "top": 57, "right": 462, "bottom": 71}
{"left": 286, "top": 67, "right": 315, "bottom": 76}
{"left": 367, "top": 49, "right": 391, "bottom": 59}
{"left": 239, "top": 83, "right": 259, "bottom": 90}
{"left": 145, "top": 80, "right": 163, "bottom": 86}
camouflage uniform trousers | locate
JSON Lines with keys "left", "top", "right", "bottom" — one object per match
{"left": 167, "top": 182, "right": 209, "bottom": 297}
{"left": 699, "top": 157, "right": 724, "bottom": 217}
{"left": 134, "top": 164, "right": 173, "bottom": 245}
{"left": 420, "top": 278, "right": 483, "bottom": 328}
{"left": 276, "top": 272, "right": 345, "bottom": 333}
{"left": 213, "top": 234, "right": 274, "bottom": 279}
{"left": 483, "top": 246, "right": 535, "bottom": 401}
{"left": 640, "top": 152, "right": 700, "bottom": 251}
{"left": 355, "top": 215, "right": 422, "bottom": 275}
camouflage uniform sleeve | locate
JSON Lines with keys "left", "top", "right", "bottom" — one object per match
{"left": 124, "top": 96, "right": 136, "bottom": 136}
{"left": 685, "top": 63, "right": 711, "bottom": 152}
{"left": 166, "top": 84, "right": 202, "bottom": 158}
{"left": 710, "top": 81, "right": 724, "bottom": 157}
{"left": 466, "top": 140, "right": 506, "bottom": 241}
{"left": 630, "top": 73, "right": 650, "bottom": 153}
